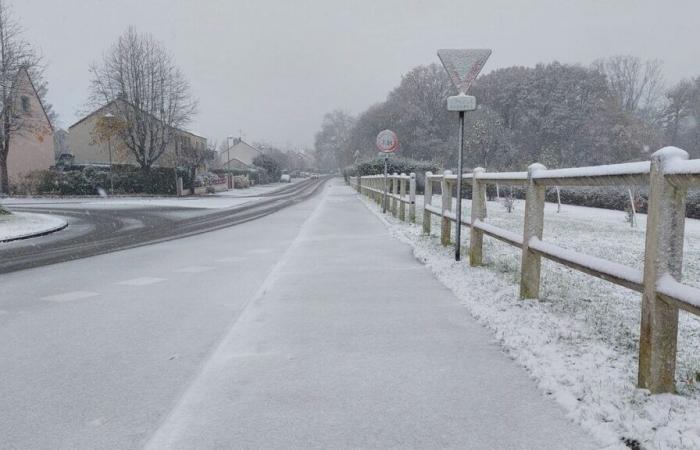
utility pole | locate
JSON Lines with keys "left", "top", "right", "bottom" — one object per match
{"left": 104, "top": 112, "right": 115, "bottom": 194}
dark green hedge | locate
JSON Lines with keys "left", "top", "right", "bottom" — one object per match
{"left": 23, "top": 165, "right": 191, "bottom": 195}
{"left": 493, "top": 185, "right": 700, "bottom": 220}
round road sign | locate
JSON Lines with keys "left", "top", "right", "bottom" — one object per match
{"left": 376, "top": 129, "right": 399, "bottom": 153}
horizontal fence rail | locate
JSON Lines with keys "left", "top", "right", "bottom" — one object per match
{"left": 351, "top": 146, "right": 700, "bottom": 395}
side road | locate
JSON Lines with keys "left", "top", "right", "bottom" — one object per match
{"left": 146, "top": 179, "right": 598, "bottom": 449}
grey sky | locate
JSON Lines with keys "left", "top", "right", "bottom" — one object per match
{"left": 15, "top": 0, "right": 700, "bottom": 149}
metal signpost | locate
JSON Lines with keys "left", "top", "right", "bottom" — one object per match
{"left": 437, "top": 48, "right": 492, "bottom": 261}
{"left": 376, "top": 129, "right": 399, "bottom": 214}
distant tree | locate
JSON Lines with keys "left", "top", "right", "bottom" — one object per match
{"left": 662, "top": 79, "right": 695, "bottom": 146}
{"left": 253, "top": 153, "right": 281, "bottom": 182}
{"left": 88, "top": 27, "right": 197, "bottom": 176}
{"left": 177, "top": 140, "right": 217, "bottom": 193}
{"left": 314, "top": 110, "right": 355, "bottom": 172}
{"left": 255, "top": 141, "right": 291, "bottom": 171}
{"left": 462, "top": 106, "right": 511, "bottom": 169}
{"left": 0, "top": 0, "right": 50, "bottom": 193}
{"left": 384, "top": 64, "right": 454, "bottom": 162}
{"left": 659, "top": 77, "right": 700, "bottom": 157}
{"left": 592, "top": 56, "right": 665, "bottom": 122}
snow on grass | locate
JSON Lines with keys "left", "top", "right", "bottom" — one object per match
{"left": 359, "top": 189, "right": 700, "bottom": 449}
{"left": 0, "top": 211, "right": 67, "bottom": 242}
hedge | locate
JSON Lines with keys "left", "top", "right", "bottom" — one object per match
{"left": 12, "top": 165, "right": 192, "bottom": 196}
{"left": 478, "top": 185, "right": 700, "bottom": 220}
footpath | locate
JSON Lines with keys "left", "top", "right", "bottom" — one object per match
{"left": 145, "top": 180, "right": 597, "bottom": 449}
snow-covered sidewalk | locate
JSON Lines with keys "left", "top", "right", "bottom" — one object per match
{"left": 0, "top": 211, "right": 67, "bottom": 242}
{"left": 145, "top": 180, "right": 596, "bottom": 449}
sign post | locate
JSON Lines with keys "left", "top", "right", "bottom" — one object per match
{"left": 437, "top": 48, "right": 492, "bottom": 261}
{"left": 376, "top": 129, "right": 399, "bottom": 214}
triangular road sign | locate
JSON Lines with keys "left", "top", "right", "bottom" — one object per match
{"left": 437, "top": 49, "right": 492, "bottom": 94}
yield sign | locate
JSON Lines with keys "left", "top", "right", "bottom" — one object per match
{"left": 437, "top": 49, "right": 492, "bottom": 94}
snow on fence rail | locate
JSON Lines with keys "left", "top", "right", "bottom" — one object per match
{"left": 350, "top": 172, "right": 416, "bottom": 222}
{"left": 350, "top": 147, "right": 700, "bottom": 395}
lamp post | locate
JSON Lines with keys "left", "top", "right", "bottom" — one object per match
{"left": 104, "top": 112, "right": 115, "bottom": 194}
{"left": 227, "top": 135, "right": 234, "bottom": 170}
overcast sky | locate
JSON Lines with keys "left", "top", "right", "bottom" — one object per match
{"left": 15, "top": 0, "right": 700, "bottom": 150}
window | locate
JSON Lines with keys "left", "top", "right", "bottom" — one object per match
{"left": 21, "top": 96, "right": 30, "bottom": 113}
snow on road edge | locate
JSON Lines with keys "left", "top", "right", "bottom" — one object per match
{"left": 357, "top": 188, "right": 700, "bottom": 450}
{"left": 0, "top": 212, "right": 67, "bottom": 242}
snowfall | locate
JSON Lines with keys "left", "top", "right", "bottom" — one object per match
{"left": 0, "top": 211, "right": 67, "bottom": 242}
{"left": 360, "top": 191, "right": 700, "bottom": 450}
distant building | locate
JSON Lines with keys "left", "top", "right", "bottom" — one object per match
{"left": 219, "top": 138, "right": 261, "bottom": 169}
{"left": 67, "top": 100, "right": 206, "bottom": 168}
{"left": 1, "top": 67, "right": 54, "bottom": 185}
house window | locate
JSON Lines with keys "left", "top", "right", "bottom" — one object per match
{"left": 21, "top": 96, "right": 30, "bottom": 113}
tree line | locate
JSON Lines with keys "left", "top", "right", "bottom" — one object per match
{"left": 315, "top": 56, "right": 700, "bottom": 172}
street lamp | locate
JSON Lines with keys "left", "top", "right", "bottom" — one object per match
{"left": 227, "top": 135, "right": 234, "bottom": 170}
{"left": 104, "top": 112, "right": 115, "bottom": 194}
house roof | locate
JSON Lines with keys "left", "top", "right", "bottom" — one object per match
{"left": 4, "top": 67, "right": 54, "bottom": 132}
{"left": 69, "top": 99, "right": 204, "bottom": 140}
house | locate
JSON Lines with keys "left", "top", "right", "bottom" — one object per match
{"left": 219, "top": 138, "right": 261, "bottom": 169}
{"left": 1, "top": 67, "right": 54, "bottom": 185}
{"left": 67, "top": 100, "right": 206, "bottom": 169}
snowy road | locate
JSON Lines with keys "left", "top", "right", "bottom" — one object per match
{"left": 0, "top": 180, "right": 597, "bottom": 449}
{"left": 0, "top": 178, "right": 323, "bottom": 274}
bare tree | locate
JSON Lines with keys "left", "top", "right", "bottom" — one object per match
{"left": 592, "top": 55, "right": 665, "bottom": 121}
{"left": 89, "top": 27, "right": 197, "bottom": 176}
{"left": 0, "top": 0, "right": 46, "bottom": 193}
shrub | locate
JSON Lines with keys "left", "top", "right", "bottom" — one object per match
{"left": 343, "top": 156, "right": 442, "bottom": 193}
{"left": 13, "top": 165, "right": 192, "bottom": 196}
{"left": 233, "top": 176, "right": 250, "bottom": 188}
{"left": 253, "top": 154, "right": 281, "bottom": 183}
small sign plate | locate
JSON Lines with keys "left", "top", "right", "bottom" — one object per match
{"left": 376, "top": 129, "right": 399, "bottom": 153}
{"left": 447, "top": 95, "right": 476, "bottom": 112}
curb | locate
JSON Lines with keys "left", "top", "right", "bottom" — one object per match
{"left": 0, "top": 217, "right": 69, "bottom": 243}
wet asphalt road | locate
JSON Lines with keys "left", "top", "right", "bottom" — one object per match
{"left": 0, "top": 177, "right": 327, "bottom": 274}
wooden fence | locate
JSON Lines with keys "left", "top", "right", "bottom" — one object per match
{"left": 350, "top": 147, "right": 700, "bottom": 394}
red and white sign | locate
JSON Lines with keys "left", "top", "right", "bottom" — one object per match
{"left": 376, "top": 129, "right": 399, "bottom": 153}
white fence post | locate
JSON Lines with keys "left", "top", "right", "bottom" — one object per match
{"left": 470, "top": 167, "right": 486, "bottom": 266}
{"left": 375, "top": 176, "right": 381, "bottom": 204}
{"left": 391, "top": 173, "right": 399, "bottom": 217}
{"left": 356, "top": 175, "right": 361, "bottom": 193}
{"left": 441, "top": 170, "right": 452, "bottom": 246}
{"left": 409, "top": 172, "right": 416, "bottom": 223}
{"left": 638, "top": 147, "right": 689, "bottom": 393}
{"left": 423, "top": 172, "right": 433, "bottom": 234}
{"left": 399, "top": 174, "right": 407, "bottom": 221}
{"left": 519, "top": 163, "right": 546, "bottom": 299}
